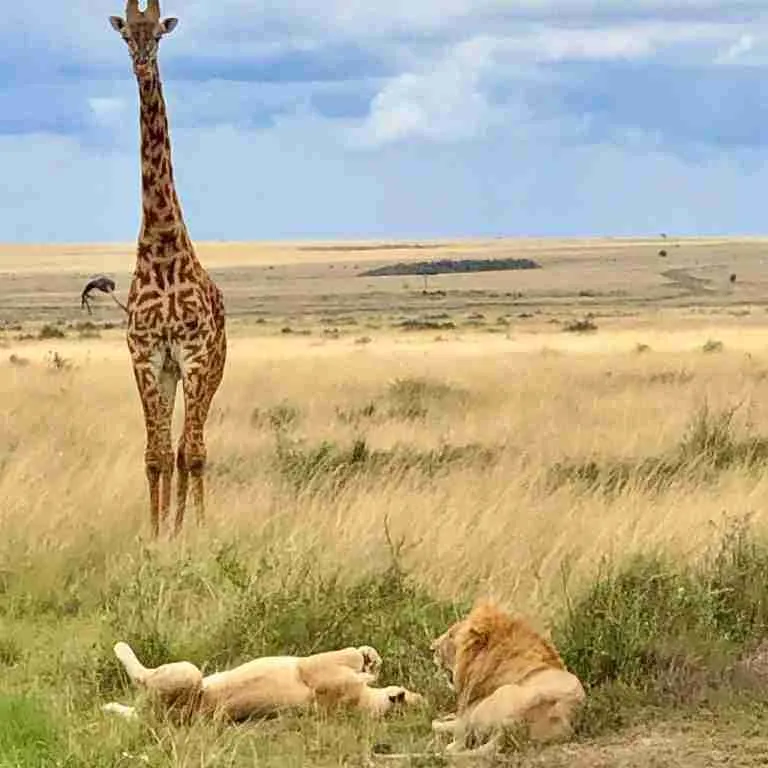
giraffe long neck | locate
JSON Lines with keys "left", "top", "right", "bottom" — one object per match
{"left": 136, "top": 62, "right": 188, "bottom": 242}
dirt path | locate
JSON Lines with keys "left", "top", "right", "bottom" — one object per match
{"left": 661, "top": 268, "right": 717, "bottom": 296}
{"left": 516, "top": 720, "right": 768, "bottom": 767}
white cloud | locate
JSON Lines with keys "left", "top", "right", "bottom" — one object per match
{"left": 0, "top": 133, "right": 134, "bottom": 242}
{"left": 517, "top": 21, "right": 734, "bottom": 61}
{"left": 352, "top": 37, "right": 502, "bottom": 146}
{"left": 350, "top": 18, "right": 732, "bottom": 147}
{"left": 88, "top": 97, "right": 127, "bottom": 127}
{"left": 188, "top": 0, "right": 768, "bottom": 40}
{"left": 713, "top": 32, "right": 768, "bottom": 65}
{"left": 4, "top": 1, "right": 765, "bottom": 65}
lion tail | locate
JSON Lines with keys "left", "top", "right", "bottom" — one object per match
{"left": 114, "top": 641, "right": 152, "bottom": 684}
{"left": 101, "top": 702, "right": 138, "bottom": 720}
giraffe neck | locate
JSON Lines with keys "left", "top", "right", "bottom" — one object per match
{"left": 135, "top": 61, "right": 192, "bottom": 259}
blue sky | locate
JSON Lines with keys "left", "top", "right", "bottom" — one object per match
{"left": 1, "top": 1, "right": 768, "bottom": 242}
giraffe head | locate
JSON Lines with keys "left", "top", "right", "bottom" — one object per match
{"left": 109, "top": 0, "right": 178, "bottom": 76}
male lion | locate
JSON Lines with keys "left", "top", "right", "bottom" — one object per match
{"left": 102, "top": 640, "right": 424, "bottom": 723}
{"left": 429, "top": 600, "right": 586, "bottom": 756}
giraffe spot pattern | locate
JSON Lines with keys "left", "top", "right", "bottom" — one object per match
{"left": 123, "top": 52, "right": 228, "bottom": 536}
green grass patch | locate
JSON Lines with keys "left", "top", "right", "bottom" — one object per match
{"left": 6, "top": 513, "right": 768, "bottom": 762}
{"left": 0, "top": 694, "right": 60, "bottom": 766}
{"left": 556, "top": 518, "right": 768, "bottom": 737}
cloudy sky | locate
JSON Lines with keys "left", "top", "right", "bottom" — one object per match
{"left": 1, "top": 1, "right": 767, "bottom": 242}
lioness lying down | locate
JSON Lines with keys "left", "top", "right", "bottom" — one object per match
{"left": 102, "top": 641, "right": 424, "bottom": 723}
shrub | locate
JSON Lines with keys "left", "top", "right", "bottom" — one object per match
{"left": 563, "top": 316, "right": 598, "bottom": 333}
{"left": 557, "top": 518, "right": 768, "bottom": 723}
{"left": 386, "top": 377, "right": 468, "bottom": 420}
{"left": 702, "top": 339, "right": 724, "bottom": 353}
{"left": 38, "top": 324, "right": 66, "bottom": 340}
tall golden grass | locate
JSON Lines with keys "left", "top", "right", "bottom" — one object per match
{"left": 3, "top": 330, "right": 768, "bottom": 620}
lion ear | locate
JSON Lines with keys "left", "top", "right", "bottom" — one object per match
{"left": 388, "top": 690, "right": 406, "bottom": 704}
{"left": 467, "top": 626, "right": 490, "bottom": 647}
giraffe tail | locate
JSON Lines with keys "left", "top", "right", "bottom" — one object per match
{"left": 80, "top": 275, "right": 128, "bottom": 316}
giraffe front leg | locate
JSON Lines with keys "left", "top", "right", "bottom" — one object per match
{"left": 175, "top": 434, "right": 205, "bottom": 533}
{"left": 132, "top": 358, "right": 178, "bottom": 538}
{"left": 144, "top": 427, "right": 175, "bottom": 538}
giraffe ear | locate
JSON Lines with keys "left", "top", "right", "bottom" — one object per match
{"left": 109, "top": 16, "right": 126, "bottom": 32}
{"left": 160, "top": 17, "right": 178, "bottom": 34}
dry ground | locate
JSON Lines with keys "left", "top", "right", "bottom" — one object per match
{"left": 3, "top": 236, "right": 768, "bottom": 765}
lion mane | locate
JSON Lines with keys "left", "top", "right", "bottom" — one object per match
{"left": 452, "top": 599, "right": 567, "bottom": 712}
{"left": 413, "top": 599, "right": 587, "bottom": 759}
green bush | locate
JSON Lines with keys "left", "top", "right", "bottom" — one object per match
{"left": 557, "top": 518, "right": 768, "bottom": 730}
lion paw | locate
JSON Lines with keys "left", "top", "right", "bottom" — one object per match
{"left": 357, "top": 646, "right": 382, "bottom": 675}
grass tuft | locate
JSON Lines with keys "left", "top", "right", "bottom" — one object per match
{"left": 548, "top": 404, "right": 768, "bottom": 495}
{"left": 274, "top": 437, "right": 499, "bottom": 495}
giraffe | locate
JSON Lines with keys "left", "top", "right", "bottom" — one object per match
{"left": 107, "top": 0, "right": 227, "bottom": 538}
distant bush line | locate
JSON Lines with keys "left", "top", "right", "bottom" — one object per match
{"left": 359, "top": 257, "right": 541, "bottom": 277}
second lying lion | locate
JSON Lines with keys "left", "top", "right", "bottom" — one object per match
{"left": 430, "top": 600, "right": 586, "bottom": 756}
{"left": 103, "top": 641, "right": 424, "bottom": 723}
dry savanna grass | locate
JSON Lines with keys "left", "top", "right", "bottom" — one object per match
{"left": 4, "top": 237, "right": 768, "bottom": 765}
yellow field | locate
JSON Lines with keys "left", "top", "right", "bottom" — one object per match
{"left": 3, "top": 236, "right": 768, "bottom": 765}
{"left": 4, "top": 322, "right": 768, "bottom": 612}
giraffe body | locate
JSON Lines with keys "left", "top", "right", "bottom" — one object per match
{"left": 110, "top": 0, "right": 227, "bottom": 537}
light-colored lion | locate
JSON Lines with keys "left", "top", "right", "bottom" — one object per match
{"left": 102, "top": 640, "right": 424, "bottom": 723}
{"left": 428, "top": 600, "right": 586, "bottom": 756}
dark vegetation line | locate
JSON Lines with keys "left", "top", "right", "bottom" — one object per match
{"left": 359, "top": 257, "right": 541, "bottom": 277}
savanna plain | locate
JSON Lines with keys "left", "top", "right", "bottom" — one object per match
{"left": 6, "top": 236, "right": 768, "bottom": 766}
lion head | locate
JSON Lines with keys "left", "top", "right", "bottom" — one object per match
{"left": 431, "top": 601, "right": 567, "bottom": 713}
{"left": 430, "top": 620, "right": 463, "bottom": 690}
